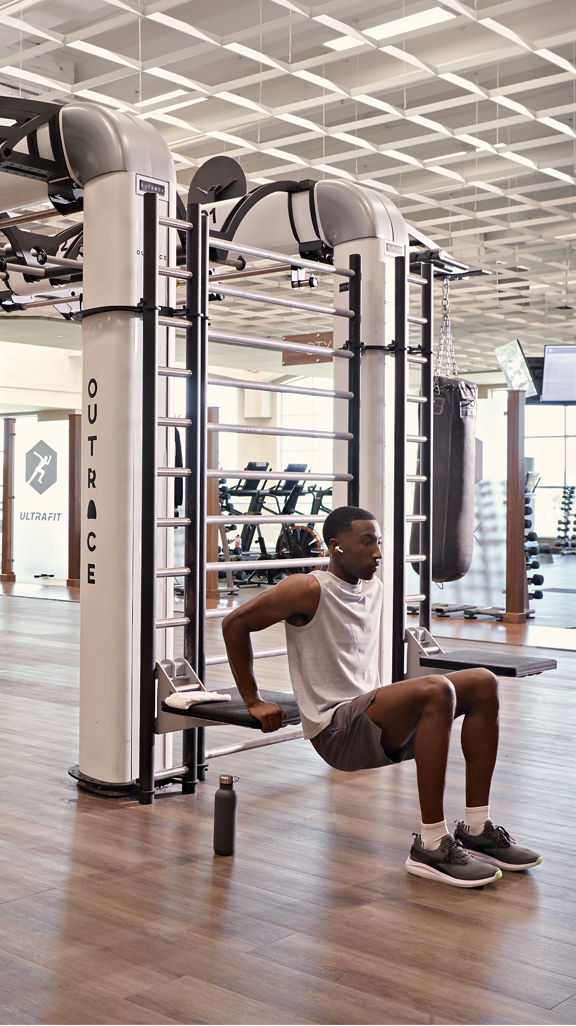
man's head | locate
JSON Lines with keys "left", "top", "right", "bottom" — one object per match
{"left": 323, "top": 506, "right": 382, "bottom": 583}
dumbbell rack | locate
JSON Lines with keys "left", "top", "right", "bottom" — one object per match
{"left": 555, "top": 485, "right": 576, "bottom": 553}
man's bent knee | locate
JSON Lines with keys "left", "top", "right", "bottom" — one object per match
{"left": 419, "top": 674, "right": 457, "bottom": 712}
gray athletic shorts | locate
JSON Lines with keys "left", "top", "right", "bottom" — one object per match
{"left": 310, "top": 687, "right": 415, "bottom": 772}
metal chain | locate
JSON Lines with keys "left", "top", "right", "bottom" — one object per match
{"left": 434, "top": 277, "right": 458, "bottom": 391}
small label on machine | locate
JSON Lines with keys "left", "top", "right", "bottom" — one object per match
{"left": 136, "top": 176, "right": 167, "bottom": 198}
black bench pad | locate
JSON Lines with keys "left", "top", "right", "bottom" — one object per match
{"left": 420, "top": 648, "right": 557, "bottom": 677}
{"left": 162, "top": 688, "right": 301, "bottom": 728}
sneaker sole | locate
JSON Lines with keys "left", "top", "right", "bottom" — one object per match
{"left": 405, "top": 856, "right": 502, "bottom": 888}
{"left": 461, "top": 849, "right": 543, "bottom": 871}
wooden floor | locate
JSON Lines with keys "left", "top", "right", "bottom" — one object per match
{"left": 0, "top": 593, "right": 575, "bottom": 1026}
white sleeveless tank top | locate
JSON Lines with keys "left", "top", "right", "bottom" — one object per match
{"left": 285, "top": 569, "right": 383, "bottom": 739}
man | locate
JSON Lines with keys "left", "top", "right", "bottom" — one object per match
{"left": 222, "top": 506, "right": 542, "bottom": 888}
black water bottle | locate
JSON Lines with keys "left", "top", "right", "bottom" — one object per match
{"left": 213, "top": 774, "right": 237, "bottom": 856}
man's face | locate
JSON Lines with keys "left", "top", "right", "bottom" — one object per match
{"left": 332, "top": 519, "right": 382, "bottom": 583}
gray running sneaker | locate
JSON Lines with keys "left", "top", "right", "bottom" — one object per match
{"left": 405, "top": 833, "right": 502, "bottom": 888}
{"left": 454, "top": 820, "right": 542, "bottom": 871}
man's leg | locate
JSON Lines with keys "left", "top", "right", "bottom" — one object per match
{"left": 446, "top": 667, "right": 499, "bottom": 808}
{"left": 365, "top": 674, "right": 503, "bottom": 887}
{"left": 364, "top": 674, "right": 456, "bottom": 824}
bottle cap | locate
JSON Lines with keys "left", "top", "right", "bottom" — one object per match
{"left": 219, "top": 774, "right": 234, "bottom": 786}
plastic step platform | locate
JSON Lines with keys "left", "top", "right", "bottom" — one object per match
{"left": 420, "top": 649, "right": 557, "bottom": 677}
{"left": 162, "top": 687, "right": 301, "bottom": 728}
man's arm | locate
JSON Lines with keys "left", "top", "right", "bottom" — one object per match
{"left": 222, "top": 574, "right": 320, "bottom": 733}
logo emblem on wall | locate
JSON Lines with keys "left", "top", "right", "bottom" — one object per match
{"left": 25, "top": 440, "right": 57, "bottom": 494}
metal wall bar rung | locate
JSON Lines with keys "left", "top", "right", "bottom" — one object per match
{"left": 408, "top": 274, "right": 427, "bottom": 286}
{"left": 208, "top": 282, "right": 354, "bottom": 319}
{"left": 207, "top": 375, "right": 353, "bottom": 400}
{"left": 158, "top": 416, "right": 192, "bottom": 428}
{"left": 208, "top": 469, "right": 350, "bottom": 482}
{"left": 206, "top": 608, "right": 230, "bottom": 619}
{"left": 408, "top": 395, "right": 427, "bottom": 404}
{"left": 407, "top": 315, "right": 428, "bottom": 326}
{"left": 208, "top": 556, "right": 329, "bottom": 572}
{"left": 158, "top": 366, "right": 192, "bottom": 378}
{"left": 207, "top": 235, "right": 355, "bottom": 278}
{"left": 209, "top": 264, "right": 291, "bottom": 282}
{"left": 208, "top": 422, "right": 352, "bottom": 441}
{"left": 156, "top": 567, "right": 191, "bottom": 578}
{"left": 408, "top": 355, "right": 427, "bottom": 365}
{"left": 157, "top": 467, "right": 192, "bottom": 477}
{"left": 159, "top": 215, "right": 193, "bottom": 232}
{"left": 406, "top": 594, "right": 426, "bottom": 604}
{"left": 156, "top": 616, "right": 190, "bottom": 629}
{"left": 407, "top": 474, "right": 427, "bottom": 483}
{"left": 407, "top": 514, "right": 426, "bottom": 523}
{"left": 205, "top": 647, "right": 287, "bottom": 666}
{"left": 157, "top": 516, "right": 191, "bottom": 527}
{"left": 407, "top": 434, "right": 427, "bottom": 444}
{"left": 407, "top": 554, "right": 426, "bottom": 563}
{"left": 207, "top": 514, "right": 326, "bottom": 526}
{"left": 161, "top": 321, "right": 353, "bottom": 360}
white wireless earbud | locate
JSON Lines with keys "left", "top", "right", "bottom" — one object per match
{"left": 335, "top": 545, "right": 344, "bottom": 554}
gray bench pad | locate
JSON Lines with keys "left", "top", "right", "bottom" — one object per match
{"left": 420, "top": 649, "right": 557, "bottom": 677}
{"left": 162, "top": 688, "right": 301, "bottom": 728}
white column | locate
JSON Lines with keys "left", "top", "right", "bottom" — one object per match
{"left": 79, "top": 170, "right": 175, "bottom": 786}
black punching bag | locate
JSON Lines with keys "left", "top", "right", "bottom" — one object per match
{"left": 429, "top": 376, "right": 478, "bottom": 582}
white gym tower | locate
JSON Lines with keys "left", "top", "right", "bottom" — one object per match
{"left": 2, "top": 97, "right": 475, "bottom": 802}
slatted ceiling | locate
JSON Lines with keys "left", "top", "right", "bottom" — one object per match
{"left": 2, "top": 1, "right": 576, "bottom": 374}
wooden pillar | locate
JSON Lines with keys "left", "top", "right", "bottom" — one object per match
{"left": 503, "top": 390, "right": 529, "bottom": 623}
{"left": 1, "top": 418, "right": 16, "bottom": 582}
{"left": 67, "top": 413, "right": 81, "bottom": 588}
{"left": 206, "top": 406, "right": 220, "bottom": 603}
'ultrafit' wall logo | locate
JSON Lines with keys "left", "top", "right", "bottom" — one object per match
{"left": 25, "top": 440, "right": 57, "bottom": 494}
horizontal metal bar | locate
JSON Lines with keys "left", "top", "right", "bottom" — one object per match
{"left": 159, "top": 214, "right": 193, "bottom": 232}
{"left": 205, "top": 647, "right": 287, "bottom": 666}
{"left": 406, "top": 514, "right": 427, "bottom": 523}
{"left": 208, "top": 235, "right": 355, "bottom": 278}
{"left": 157, "top": 468, "right": 192, "bottom": 477}
{"left": 406, "top": 594, "right": 426, "bottom": 604}
{"left": 208, "top": 282, "right": 354, "bottom": 319}
{"left": 158, "top": 366, "right": 192, "bottom": 378}
{"left": 407, "top": 395, "right": 427, "bottom": 404}
{"left": 407, "top": 354, "right": 427, "bottom": 365}
{"left": 209, "top": 469, "right": 350, "bottom": 482}
{"left": 208, "top": 556, "right": 329, "bottom": 572}
{"left": 208, "top": 328, "right": 353, "bottom": 359}
{"left": 154, "top": 764, "right": 188, "bottom": 782}
{"left": 0, "top": 293, "right": 83, "bottom": 311}
{"left": 0, "top": 207, "right": 63, "bottom": 230}
{"left": 208, "top": 422, "right": 352, "bottom": 441}
{"left": 2, "top": 261, "right": 48, "bottom": 278}
{"left": 406, "top": 474, "right": 427, "bottom": 483}
{"left": 31, "top": 251, "right": 83, "bottom": 271}
{"left": 407, "top": 434, "right": 427, "bottom": 443}
{"left": 206, "top": 608, "right": 231, "bottom": 619}
{"left": 209, "top": 264, "right": 291, "bottom": 282}
{"left": 407, "top": 274, "right": 427, "bottom": 286}
{"left": 157, "top": 517, "right": 191, "bottom": 527}
{"left": 207, "top": 375, "right": 352, "bottom": 400}
{"left": 206, "top": 514, "right": 326, "bottom": 526}
{"left": 158, "top": 416, "right": 192, "bottom": 428}
{"left": 205, "top": 730, "right": 304, "bottom": 760}
{"left": 156, "top": 616, "right": 190, "bottom": 628}
{"left": 407, "top": 315, "right": 428, "bottom": 326}
{"left": 406, "top": 554, "right": 426, "bottom": 563}
{"left": 156, "top": 567, "right": 190, "bottom": 578}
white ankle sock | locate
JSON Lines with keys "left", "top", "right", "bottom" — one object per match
{"left": 420, "top": 819, "right": 449, "bottom": 850}
{"left": 464, "top": 805, "right": 490, "bottom": 835}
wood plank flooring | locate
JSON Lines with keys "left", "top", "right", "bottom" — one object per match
{"left": 0, "top": 592, "right": 575, "bottom": 1025}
